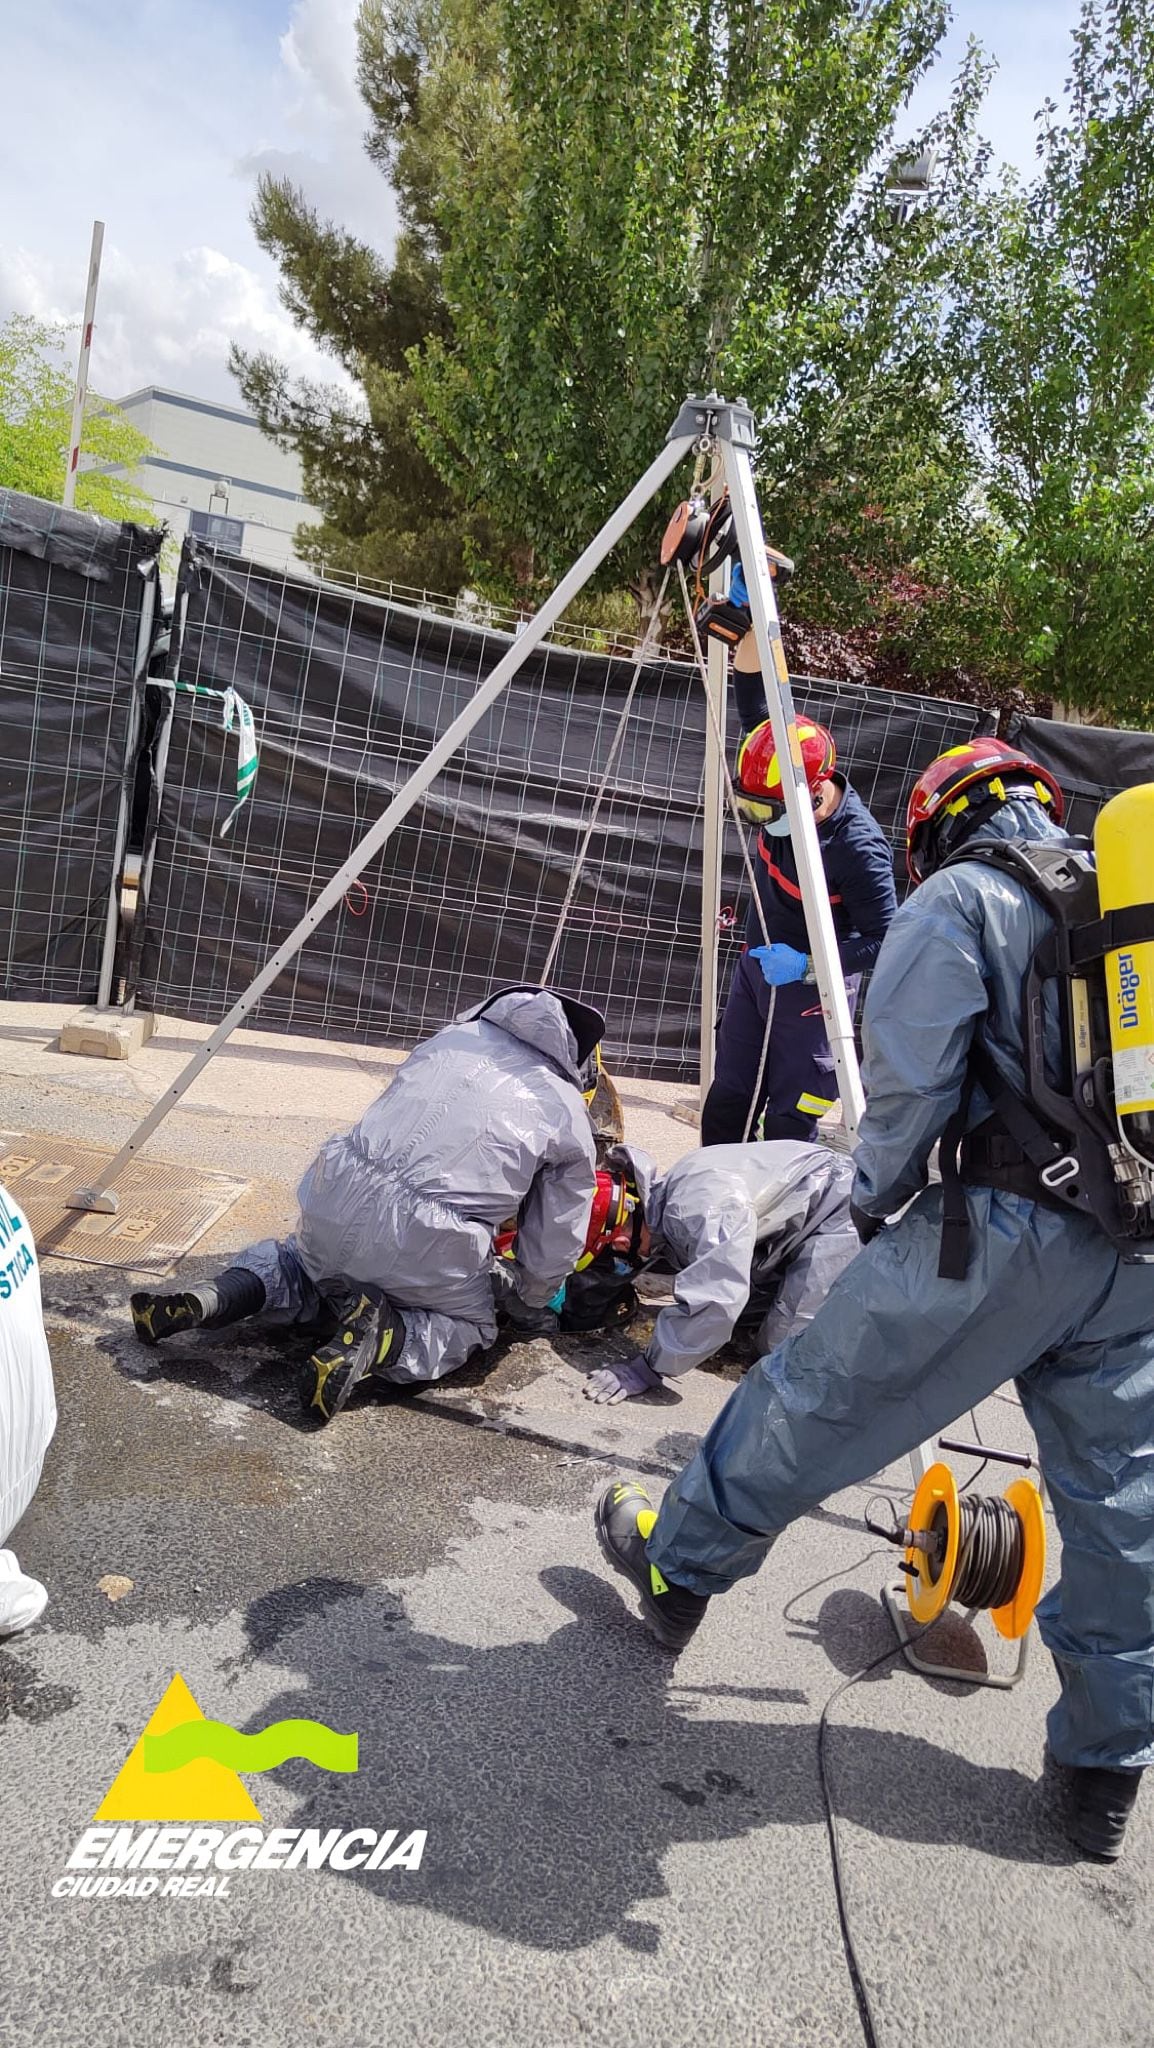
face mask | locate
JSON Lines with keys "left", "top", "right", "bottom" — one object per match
{"left": 762, "top": 812, "right": 792, "bottom": 837}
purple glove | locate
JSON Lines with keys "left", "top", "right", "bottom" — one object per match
{"left": 583, "top": 1353, "right": 664, "bottom": 1404}
{"left": 751, "top": 942, "right": 809, "bottom": 987}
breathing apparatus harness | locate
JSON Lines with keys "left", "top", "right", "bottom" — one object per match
{"left": 936, "top": 836, "right": 1154, "bottom": 1280}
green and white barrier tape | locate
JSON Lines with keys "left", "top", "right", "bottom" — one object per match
{"left": 171, "top": 681, "right": 258, "bottom": 838}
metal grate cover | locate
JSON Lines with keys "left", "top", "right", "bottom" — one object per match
{"left": 0, "top": 1133, "right": 248, "bottom": 1274}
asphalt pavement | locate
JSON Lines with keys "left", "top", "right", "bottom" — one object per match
{"left": 2, "top": 1003, "right": 1152, "bottom": 2048}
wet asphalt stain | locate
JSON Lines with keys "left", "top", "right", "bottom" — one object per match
{"left": 0, "top": 1650, "right": 79, "bottom": 1725}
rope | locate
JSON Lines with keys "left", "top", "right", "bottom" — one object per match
{"left": 540, "top": 565, "right": 672, "bottom": 986}
{"left": 675, "top": 560, "right": 774, "bottom": 1140}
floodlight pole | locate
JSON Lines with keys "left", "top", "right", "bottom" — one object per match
{"left": 68, "top": 426, "right": 699, "bottom": 1211}
{"left": 62, "top": 221, "right": 104, "bottom": 511}
{"left": 681, "top": 399, "right": 865, "bottom": 1138}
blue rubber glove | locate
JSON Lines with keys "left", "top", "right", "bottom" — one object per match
{"left": 728, "top": 558, "right": 750, "bottom": 611}
{"left": 750, "top": 942, "right": 809, "bottom": 987}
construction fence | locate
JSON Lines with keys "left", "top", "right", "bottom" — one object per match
{"left": 2, "top": 490, "right": 1152, "bottom": 1084}
{"left": 0, "top": 491, "right": 160, "bottom": 1003}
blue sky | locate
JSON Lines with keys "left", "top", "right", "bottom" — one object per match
{"left": 1, "top": 1, "right": 1082, "bottom": 408}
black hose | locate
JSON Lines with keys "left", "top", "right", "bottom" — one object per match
{"left": 935, "top": 1493, "right": 1024, "bottom": 1611}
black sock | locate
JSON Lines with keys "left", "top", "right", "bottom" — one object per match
{"left": 196, "top": 1268, "right": 267, "bottom": 1329}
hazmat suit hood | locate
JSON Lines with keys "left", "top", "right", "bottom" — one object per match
{"left": 600, "top": 1143, "right": 662, "bottom": 1232}
{"left": 940, "top": 792, "right": 1071, "bottom": 865}
{"left": 460, "top": 986, "right": 605, "bottom": 1085}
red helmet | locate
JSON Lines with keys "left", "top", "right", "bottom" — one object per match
{"left": 581, "top": 1170, "right": 643, "bottom": 1266}
{"left": 906, "top": 739, "right": 1065, "bottom": 883}
{"left": 735, "top": 717, "right": 836, "bottom": 823}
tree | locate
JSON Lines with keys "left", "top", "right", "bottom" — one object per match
{"left": 0, "top": 315, "right": 156, "bottom": 524}
{"left": 232, "top": 0, "right": 519, "bottom": 593}
{"left": 408, "top": 0, "right": 995, "bottom": 616}
{"left": 939, "top": 0, "right": 1154, "bottom": 725}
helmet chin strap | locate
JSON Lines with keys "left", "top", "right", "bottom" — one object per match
{"left": 926, "top": 779, "right": 1044, "bottom": 873}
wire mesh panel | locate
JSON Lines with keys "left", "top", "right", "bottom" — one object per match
{"left": 1005, "top": 714, "right": 1154, "bottom": 839}
{"left": 0, "top": 491, "right": 160, "bottom": 1001}
{"left": 135, "top": 544, "right": 995, "bottom": 1080}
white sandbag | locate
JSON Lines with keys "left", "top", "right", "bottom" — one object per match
{"left": 0, "top": 1181, "right": 56, "bottom": 1545}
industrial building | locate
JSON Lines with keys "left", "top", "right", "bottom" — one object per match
{"left": 111, "top": 385, "right": 323, "bottom": 573}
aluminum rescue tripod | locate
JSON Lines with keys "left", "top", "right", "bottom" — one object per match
{"left": 68, "top": 395, "right": 864, "bottom": 1200}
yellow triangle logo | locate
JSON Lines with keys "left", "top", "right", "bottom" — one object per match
{"left": 93, "top": 1674, "right": 263, "bottom": 1823}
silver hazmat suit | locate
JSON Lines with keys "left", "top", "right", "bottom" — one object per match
{"left": 610, "top": 1141, "right": 858, "bottom": 1377}
{"left": 234, "top": 989, "right": 598, "bottom": 1383}
{"left": 647, "top": 799, "right": 1154, "bottom": 1770}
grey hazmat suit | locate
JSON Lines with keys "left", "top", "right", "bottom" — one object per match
{"left": 233, "top": 989, "right": 598, "bottom": 1384}
{"left": 613, "top": 1141, "right": 858, "bottom": 1379}
{"left": 646, "top": 797, "right": 1154, "bottom": 1772}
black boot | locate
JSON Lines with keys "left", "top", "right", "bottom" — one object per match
{"left": 130, "top": 1290, "right": 204, "bottom": 1346}
{"left": 301, "top": 1291, "right": 406, "bottom": 1424}
{"left": 594, "top": 1481, "right": 710, "bottom": 1652}
{"left": 1067, "top": 1765, "right": 1143, "bottom": 1862}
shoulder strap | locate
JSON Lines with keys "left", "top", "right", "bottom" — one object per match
{"left": 942, "top": 840, "right": 1154, "bottom": 966}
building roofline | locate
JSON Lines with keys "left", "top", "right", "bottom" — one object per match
{"left": 113, "top": 385, "right": 262, "bottom": 429}
{"left": 136, "top": 455, "right": 307, "bottom": 504}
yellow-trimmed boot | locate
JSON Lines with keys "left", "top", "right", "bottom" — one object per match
{"left": 301, "top": 1291, "right": 404, "bottom": 1424}
{"left": 594, "top": 1480, "right": 709, "bottom": 1651}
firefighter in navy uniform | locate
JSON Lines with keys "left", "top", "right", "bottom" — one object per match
{"left": 701, "top": 614, "right": 897, "bottom": 1144}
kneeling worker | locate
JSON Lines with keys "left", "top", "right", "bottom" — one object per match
{"left": 595, "top": 739, "right": 1154, "bottom": 1862}
{"left": 574, "top": 1139, "right": 859, "bottom": 1402}
{"left": 130, "top": 986, "right": 604, "bottom": 1423}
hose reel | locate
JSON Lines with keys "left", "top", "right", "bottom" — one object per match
{"left": 875, "top": 1441, "right": 1047, "bottom": 1690}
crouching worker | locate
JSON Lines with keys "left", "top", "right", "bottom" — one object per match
{"left": 131, "top": 986, "right": 604, "bottom": 1424}
{"left": 594, "top": 739, "right": 1154, "bottom": 1863}
{"left": 0, "top": 1179, "right": 56, "bottom": 1636}
{"left": 573, "top": 1141, "right": 859, "bottom": 1402}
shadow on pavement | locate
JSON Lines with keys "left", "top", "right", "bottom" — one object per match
{"left": 233, "top": 1563, "right": 1073, "bottom": 1958}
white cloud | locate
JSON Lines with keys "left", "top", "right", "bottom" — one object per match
{"left": 0, "top": 0, "right": 394, "bottom": 407}
{"left": 0, "top": 241, "right": 354, "bottom": 403}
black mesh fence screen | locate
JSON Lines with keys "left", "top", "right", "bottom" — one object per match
{"left": 0, "top": 491, "right": 159, "bottom": 1002}
{"left": 1006, "top": 714, "right": 1154, "bottom": 838}
{"left": 134, "top": 545, "right": 998, "bottom": 1079}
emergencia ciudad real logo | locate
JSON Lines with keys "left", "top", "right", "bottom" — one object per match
{"left": 55, "top": 1672, "right": 425, "bottom": 1900}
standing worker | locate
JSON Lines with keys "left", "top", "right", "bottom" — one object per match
{"left": 698, "top": 569, "right": 897, "bottom": 1145}
{"left": 593, "top": 738, "right": 1154, "bottom": 1862}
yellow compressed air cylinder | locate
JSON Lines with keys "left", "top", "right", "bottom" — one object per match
{"left": 1095, "top": 784, "right": 1154, "bottom": 1167}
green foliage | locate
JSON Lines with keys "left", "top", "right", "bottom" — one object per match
{"left": 930, "top": 0, "right": 1154, "bottom": 724}
{"left": 233, "top": 0, "right": 519, "bottom": 591}
{"left": 408, "top": 0, "right": 985, "bottom": 605}
{"left": 244, "top": 0, "right": 1154, "bottom": 724}
{"left": 0, "top": 315, "right": 156, "bottom": 524}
